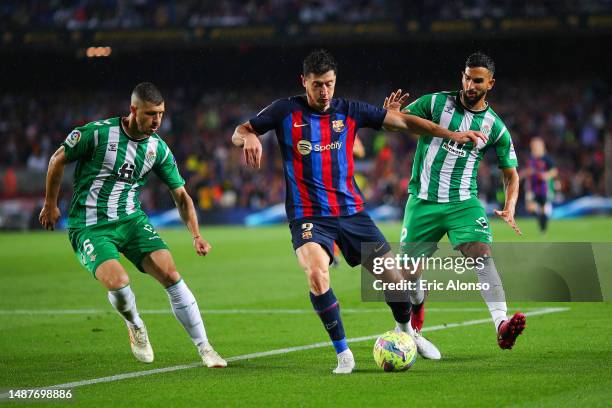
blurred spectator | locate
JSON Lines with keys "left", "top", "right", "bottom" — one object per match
{"left": 1, "top": 0, "right": 611, "bottom": 30}
{"left": 0, "top": 79, "right": 608, "bottom": 212}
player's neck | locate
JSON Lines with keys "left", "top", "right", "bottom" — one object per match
{"left": 122, "top": 116, "right": 148, "bottom": 140}
{"left": 459, "top": 91, "right": 488, "bottom": 112}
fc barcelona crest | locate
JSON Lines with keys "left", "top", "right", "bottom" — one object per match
{"left": 332, "top": 119, "right": 345, "bottom": 133}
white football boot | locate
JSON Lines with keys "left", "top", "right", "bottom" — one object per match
{"left": 408, "top": 324, "right": 441, "bottom": 360}
{"left": 198, "top": 343, "right": 228, "bottom": 368}
{"left": 333, "top": 349, "right": 355, "bottom": 374}
{"left": 396, "top": 325, "right": 441, "bottom": 360}
{"left": 127, "top": 323, "right": 154, "bottom": 363}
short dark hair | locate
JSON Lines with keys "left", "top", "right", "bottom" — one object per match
{"left": 465, "top": 52, "right": 495, "bottom": 76}
{"left": 303, "top": 49, "right": 338, "bottom": 76}
{"left": 132, "top": 82, "right": 164, "bottom": 105}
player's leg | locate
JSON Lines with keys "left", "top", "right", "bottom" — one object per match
{"left": 295, "top": 240, "right": 354, "bottom": 374}
{"left": 542, "top": 200, "right": 552, "bottom": 232}
{"left": 140, "top": 249, "right": 226, "bottom": 367}
{"left": 535, "top": 195, "right": 552, "bottom": 233}
{"left": 122, "top": 215, "right": 225, "bottom": 367}
{"left": 68, "top": 227, "right": 153, "bottom": 363}
{"left": 338, "top": 210, "right": 441, "bottom": 360}
{"left": 398, "top": 196, "right": 446, "bottom": 359}
{"left": 331, "top": 242, "right": 342, "bottom": 268}
{"left": 456, "top": 242, "right": 526, "bottom": 349}
{"left": 449, "top": 199, "right": 526, "bottom": 349}
{"left": 96, "top": 260, "right": 142, "bottom": 328}
{"left": 336, "top": 213, "right": 411, "bottom": 329}
{"left": 96, "top": 260, "right": 154, "bottom": 363}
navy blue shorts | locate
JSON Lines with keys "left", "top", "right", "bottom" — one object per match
{"left": 289, "top": 212, "right": 391, "bottom": 267}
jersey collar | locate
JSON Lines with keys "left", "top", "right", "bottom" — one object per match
{"left": 119, "top": 117, "right": 153, "bottom": 142}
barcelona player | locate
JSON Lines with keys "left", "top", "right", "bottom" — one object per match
{"left": 525, "top": 137, "right": 557, "bottom": 232}
{"left": 232, "top": 50, "right": 486, "bottom": 373}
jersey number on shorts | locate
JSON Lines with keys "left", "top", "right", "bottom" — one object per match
{"left": 301, "top": 223, "right": 313, "bottom": 240}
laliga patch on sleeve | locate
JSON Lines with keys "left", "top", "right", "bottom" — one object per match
{"left": 65, "top": 130, "right": 81, "bottom": 147}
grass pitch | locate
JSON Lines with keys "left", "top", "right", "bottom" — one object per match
{"left": 1, "top": 216, "right": 611, "bottom": 407}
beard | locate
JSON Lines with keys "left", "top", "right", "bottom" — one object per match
{"left": 462, "top": 89, "right": 486, "bottom": 106}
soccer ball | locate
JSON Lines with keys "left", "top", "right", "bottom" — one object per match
{"left": 373, "top": 330, "right": 417, "bottom": 372}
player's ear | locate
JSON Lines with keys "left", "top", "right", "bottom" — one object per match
{"left": 488, "top": 78, "right": 495, "bottom": 91}
{"left": 301, "top": 74, "right": 307, "bottom": 88}
{"left": 130, "top": 105, "right": 137, "bottom": 115}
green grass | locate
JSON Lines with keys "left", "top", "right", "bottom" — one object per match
{"left": 0, "top": 217, "right": 611, "bottom": 407}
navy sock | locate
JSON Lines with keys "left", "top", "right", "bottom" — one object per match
{"left": 386, "top": 301, "right": 411, "bottom": 324}
{"left": 538, "top": 213, "right": 548, "bottom": 232}
{"left": 310, "top": 288, "right": 347, "bottom": 354}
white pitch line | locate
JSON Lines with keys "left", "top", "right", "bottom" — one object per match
{"left": 0, "top": 307, "right": 569, "bottom": 399}
{"left": 0, "top": 307, "right": 545, "bottom": 315}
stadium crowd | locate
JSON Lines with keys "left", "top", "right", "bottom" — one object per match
{"left": 2, "top": 0, "right": 611, "bottom": 30}
{"left": 0, "top": 80, "right": 608, "bottom": 213}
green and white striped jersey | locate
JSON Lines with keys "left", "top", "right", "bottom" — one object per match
{"left": 62, "top": 117, "right": 185, "bottom": 229}
{"left": 402, "top": 91, "right": 517, "bottom": 203}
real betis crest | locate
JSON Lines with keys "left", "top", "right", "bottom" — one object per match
{"left": 145, "top": 150, "right": 156, "bottom": 163}
{"left": 332, "top": 119, "right": 345, "bottom": 133}
{"left": 481, "top": 124, "right": 492, "bottom": 137}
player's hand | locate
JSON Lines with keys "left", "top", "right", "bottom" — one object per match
{"left": 451, "top": 130, "right": 488, "bottom": 146}
{"left": 39, "top": 204, "right": 61, "bottom": 231}
{"left": 494, "top": 209, "right": 522, "bottom": 236}
{"left": 383, "top": 89, "right": 410, "bottom": 112}
{"left": 243, "top": 133, "right": 262, "bottom": 169}
{"left": 193, "top": 236, "right": 212, "bottom": 256}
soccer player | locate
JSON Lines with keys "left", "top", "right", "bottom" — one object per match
{"left": 525, "top": 137, "right": 557, "bottom": 233}
{"left": 388, "top": 52, "right": 526, "bottom": 351}
{"left": 232, "top": 50, "right": 486, "bottom": 373}
{"left": 39, "top": 83, "right": 226, "bottom": 368}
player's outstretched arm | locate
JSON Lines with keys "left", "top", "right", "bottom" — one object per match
{"left": 39, "top": 146, "right": 68, "bottom": 230}
{"left": 494, "top": 167, "right": 522, "bottom": 236}
{"left": 232, "top": 121, "right": 262, "bottom": 169}
{"left": 383, "top": 110, "right": 488, "bottom": 146}
{"left": 171, "top": 186, "right": 212, "bottom": 256}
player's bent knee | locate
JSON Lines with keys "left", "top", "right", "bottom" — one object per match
{"left": 459, "top": 242, "right": 491, "bottom": 259}
{"left": 95, "top": 260, "right": 129, "bottom": 290}
{"left": 305, "top": 266, "right": 330, "bottom": 295}
{"left": 162, "top": 270, "right": 181, "bottom": 286}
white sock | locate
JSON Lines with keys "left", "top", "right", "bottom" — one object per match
{"left": 490, "top": 304, "right": 508, "bottom": 331}
{"left": 396, "top": 321, "right": 411, "bottom": 334}
{"left": 476, "top": 257, "right": 508, "bottom": 330}
{"left": 166, "top": 279, "right": 208, "bottom": 346}
{"left": 409, "top": 278, "right": 425, "bottom": 305}
{"left": 107, "top": 285, "right": 144, "bottom": 329}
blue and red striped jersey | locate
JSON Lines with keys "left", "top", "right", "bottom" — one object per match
{"left": 249, "top": 95, "right": 387, "bottom": 221}
{"left": 527, "top": 155, "right": 554, "bottom": 196}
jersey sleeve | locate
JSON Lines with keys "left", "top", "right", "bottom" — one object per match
{"left": 154, "top": 143, "right": 185, "bottom": 190}
{"left": 401, "top": 94, "right": 433, "bottom": 120}
{"left": 351, "top": 101, "right": 387, "bottom": 130}
{"left": 494, "top": 126, "right": 518, "bottom": 169}
{"left": 249, "top": 99, "right": 286, "bottom": 135}
{"left": 62, "top": 126, "right": 95, "bottom": 162}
